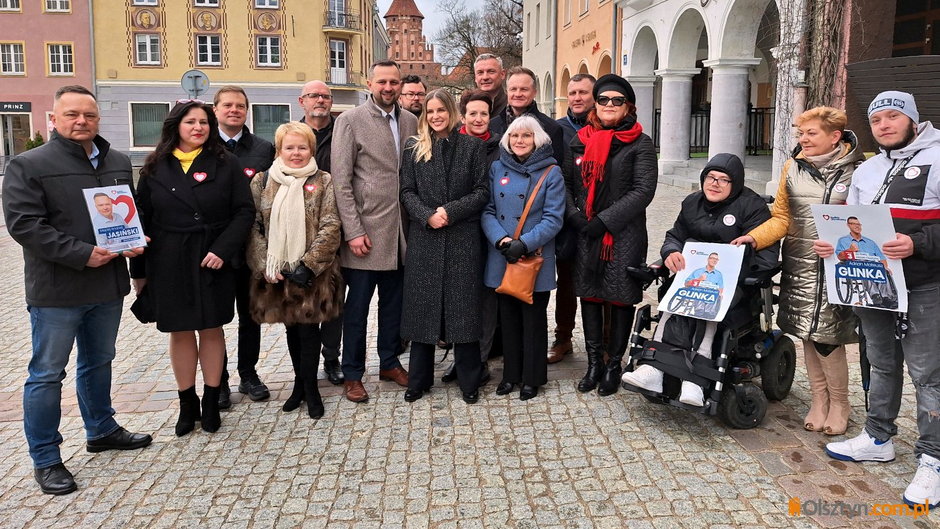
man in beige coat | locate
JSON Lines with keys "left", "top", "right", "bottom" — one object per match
{"left": 332, "top": 60, "right": 418, "bottom": 402}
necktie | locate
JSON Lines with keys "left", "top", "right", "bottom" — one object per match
{"left": 225, "top": 139, "right": 237, "bottom": 151}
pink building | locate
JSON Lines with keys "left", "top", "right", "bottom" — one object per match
{"left": 0, "top": 0, "right": 93, "bottom": 157}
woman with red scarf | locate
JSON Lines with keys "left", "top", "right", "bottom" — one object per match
{"left": 565, "top": 74, "right": 658, "bottom": 396}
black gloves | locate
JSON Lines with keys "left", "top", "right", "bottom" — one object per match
{"left": 568, "top": 212, "right": 589, "bottom": 232}
{"left": 284, "top": 263, "right": 314, "bottom": 288}
{"left": 584, "top": 217, "right": 608, "bottom": 238}
{"left": 500, "top": 239, "right": 528, "bottom": 263}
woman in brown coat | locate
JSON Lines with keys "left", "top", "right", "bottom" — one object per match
{"left": 246, "top": 122, "right": 343, "bottom": 419}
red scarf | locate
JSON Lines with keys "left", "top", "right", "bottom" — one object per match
{"left": 576, "top": 122, "right": 643, "bottom": 261}
{"left": 459, "top": 125, "right": 491, "bottom": 142}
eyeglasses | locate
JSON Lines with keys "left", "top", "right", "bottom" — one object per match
{"left": 704, "top": 176, "right": 733, "bottom": 186}
{"left": 597, "top": 96, "right": 628, "bottom": 107}
{"left": 302, "top": 93, "right": 333, "bottom": 100}
{"left": 401, "top": 92, "right": 426, "bottom": 99}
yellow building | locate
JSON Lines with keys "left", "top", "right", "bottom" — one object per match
{"left": 93, "top": 0, "right": 380, "bottom": 152}
{"left": 554, "top": 0, "right": 619, "bottom": 116}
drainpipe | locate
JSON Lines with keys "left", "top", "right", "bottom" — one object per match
{"left": 550, "top": 0, "right": 558, "bottom": 117}
{"left": 88, "top": 0, "right": 97, "bottom": 98}
{"left": 611, "top": 3, "right": 618, "bottom": 75}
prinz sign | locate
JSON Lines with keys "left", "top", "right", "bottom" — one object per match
{"left": 0, "top": 102, "right": 31, "bottom": 112}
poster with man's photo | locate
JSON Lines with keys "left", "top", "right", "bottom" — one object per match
{"left": 83, "top": 185, "right": 147, "bottom": 253}
{"left": 811, "top": 204, "right": 907, "bottom": 312}
{"left": 660, "top": 242, "right": 744, "bottom": 322}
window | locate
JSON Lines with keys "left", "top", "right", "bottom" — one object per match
{"left": 135, "top": 34, "right": 160, "bottom": 65}
{"left": 546, "top": 6, "right": 552, "bottom": 37}
{"left": 329, "top": 39, "right": 347, "bottom": 84}
{"left": 525, "top": 13, "right": 530, "bottom": 50}
{"left": 251, "top": 104, "right": 289, "bottom": 143}
{"left": 196, "top": 35, "right": 221, "bottom": 66}
{"left": 194, "top": 0, "right": 218, "bottom": 6}
{"left": 256, "top": 36, "right": 280, "bottom": 67}
{"left": 255, "top": 0, "right": 278, "bottom": 7}
{"left": 0, "top": 43, "right": 25, "bottom": 75}
{"left": 45, "top": 0, "right": 70, "bottom": 12}
{"left": 132, "top": 0, "right": 158, "bottom": 4}
{"left": 580, "top": 0, "right": 588, "bottom": 14}
{"left": 564, "top": 0, "right": 571, "bottom": 24}
{"left": 0, "top": 0, "right": 21, "bottom": 10}
{"left": 47, "top": 43, "right": 73, "bottom": 75}
{"left": 131, "top": 103, "right": 169, "bottom": 147}
{"left": 535, "top": 4, "right": 540, "bottom": 43}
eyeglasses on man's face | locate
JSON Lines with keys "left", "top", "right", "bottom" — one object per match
{"left": 704, "top": 175, "right": 733, "bottom": 186}
{"left": 597, "top": 96, "right": 628, "bottom": 107}
{"left": 302, "top": 93, "right": 333, "bottom": 100}
{"left": 401, "top": 92, "right": 426, "bottom": 99}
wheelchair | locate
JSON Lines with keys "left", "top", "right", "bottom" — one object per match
{"left": 621, "top": 261, "right": 796, "bottom": 429}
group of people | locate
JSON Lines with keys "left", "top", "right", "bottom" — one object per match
{"left": 4, "top": 55, "right": 939, "bottom": 509}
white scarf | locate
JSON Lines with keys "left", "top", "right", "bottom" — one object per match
{"left": 265, "top": 156, "right": 319, "bottom": 280}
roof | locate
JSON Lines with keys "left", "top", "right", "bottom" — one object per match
{"left": 384, "top": 0, "right": 424, "bottom": 19}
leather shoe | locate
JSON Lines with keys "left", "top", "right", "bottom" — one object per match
{"left": 344, "top": 380, "right": 369, "bottom": 403}
{"left": 218, "top": 384, "right": 232, "bottom": 409}
{"left": 520, "top": 384, "right": 539, "bottom": 401}
{"left": 238, "top": 375, "right": 271, "bottom": 401}
{"left": 87, "top": 427, "right": 153, "bottom": 453}
{"left": 441, "top": 362, "right": 457, "bottom": 383}
{"left": 323, "top": 359, "right": 345, "bottom": 385}
{"left": 547, "top": 339, "right": 573, "bottom": 364}
{"left": 379, "top": 366, "right": 409, "bottom": 387}
{"left": 495, "top": 381, "right": 515, "bottom": 395}
{"left": 462, "top": 390, "right": 480, "bottom": 404}
{"left": 34, "top": 463, "right": 77, "bottom": 495}
{"left": 404, "top": 387, "right": 429, "bottom": 402}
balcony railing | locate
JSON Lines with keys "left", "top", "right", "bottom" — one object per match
{"left": 324, "top": 11, "right": 361, "bottom": 31}
{"left": 324, "top": 68, "right": 362, "bottom": 86}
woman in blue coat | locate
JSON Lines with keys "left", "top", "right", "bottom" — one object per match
{"left": 481, "top": 115, "right": 565, "bottom": 400}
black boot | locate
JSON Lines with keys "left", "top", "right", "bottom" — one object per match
{"left": 577, "top": 301, "right": 605, "bottom": 393}
{"left": 201, "top": 385, "right": 221, "bottom": 432}
{"left": 176, "top": 386, "right": 201, "bottom": 436}
{"left": 282, "top": 377, "right": 305, "bottom": 412}
{"left": 304, "top": 378, "right": 324, "bottom": 419}
{"left": 598, "top": 305, "right": 635, "bottom": 396}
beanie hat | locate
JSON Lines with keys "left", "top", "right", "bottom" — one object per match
{"left": 593, "top": 74, "right": 636, "bottom": 105}
{"left": 868, "top": 91, "right": 919, "bottom": 123}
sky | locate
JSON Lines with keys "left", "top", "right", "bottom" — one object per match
{"left": 376, "top": 0, "right": 487, "bottom": 41}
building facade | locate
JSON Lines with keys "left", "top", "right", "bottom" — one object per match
{"left": 383, "top": 0, "right": 440, "bottom": 78}
{"left": 555, "top": 0, "right": 619, "bottom": 116}
{"left": 0, "top": 0, "right": 93, "bottom": 156}
{"left": 92, "top": 0, "right": 379, "bottom": 154}
{"left": 523, "top": 0, "right": 557, "bottom": 116}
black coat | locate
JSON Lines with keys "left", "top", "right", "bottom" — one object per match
{"left": 491, "top": 103, "right": 566, "bottom": 169}
{"left": 228, "top": 126, "right": 275, "bottom": 176}
{"left": 399, "top": 131, "right": 490, "bottom": 344}
{"left": 565, "top": 126, "right": 658, "bottom": 305}
{"left": 130, "top": 150, "right": 255, "bottom": 332}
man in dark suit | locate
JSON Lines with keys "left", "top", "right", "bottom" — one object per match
{"left": 490, "top": 66, "right": 565, "bottom": 167}
{"left": 213, "top": 85, "right": 276, "bottom": 408}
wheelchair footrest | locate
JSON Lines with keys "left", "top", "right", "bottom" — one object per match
{"left": 635, "top": 340, "right": 722, "bottom": 389}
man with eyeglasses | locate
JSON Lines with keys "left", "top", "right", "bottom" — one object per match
{"left": 491, "top": 66, "right": 565, "bottom": 168}
{"left": 297, "top": 80, "right": 345, "bottom": 386}
{"left": 399, "top": 75, "right": 427, "bottom": 117}
{"left": 332, "top": 60, "right": 418, "bottom": 403}
{"left": 212, "top": 85, "right": 276, "bottom": 409}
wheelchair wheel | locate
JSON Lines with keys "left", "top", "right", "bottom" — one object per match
{"left": 718, "top": 384, "right": 767, "bottom": 429}
{"left": 836, "top": 276, "right": 853, "bottom": 304}
{"left": 760, "top": 335, "right": 796, "bottom": 401}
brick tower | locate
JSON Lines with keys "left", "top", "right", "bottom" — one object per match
{"left": 384, "top": 0, "right": 441, "bottom": 77}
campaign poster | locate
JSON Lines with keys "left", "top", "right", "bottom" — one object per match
{"left": 660, "top": 242, "right": 745, "bottom": 322}
{"left": 811, "top": 204, "right": 907, "bottom": 312}
{"left": 83, "top": 185, "right": 147, "bottom": 252}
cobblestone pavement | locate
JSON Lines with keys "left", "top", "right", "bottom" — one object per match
{"left": 0, "top": 184, "right": 931, "bottom": 528}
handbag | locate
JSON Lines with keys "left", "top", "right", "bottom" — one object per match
{"left": 495, "top": 166, "right": 553, "bottom": 304}
{"left": 130, "top": 284, "right": 156, "bottom": 324}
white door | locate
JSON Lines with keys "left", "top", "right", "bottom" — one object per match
{"left": 330, "top": 40, "right": 347, "bottom": 84}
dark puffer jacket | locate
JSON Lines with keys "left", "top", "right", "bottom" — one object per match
{"left": 565, "top": 119, "right": 658, "bottom": 305}
{"left": 661, "top": 153, "right": 780, "bottom": 276}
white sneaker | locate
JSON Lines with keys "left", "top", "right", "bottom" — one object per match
{"left": 825, "top": 431, "right": 895, "bottom": 462}
{"left": 679, "top": 381, "right": 704, "bottom": 406}
{"left": 621, "top": 364, "right": 663, "bottom": 393}
{"left": 903, "top": 454, "right": 940, "bottom": 508}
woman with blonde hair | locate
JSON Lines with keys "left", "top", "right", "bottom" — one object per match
{"left": 400, "top": 89, "right": 490, "bottom": 403}
{"left": 246, "top": 121, "right": 343, "bottom": 419}
{"left": 732, "top": 106, "right": 865, "bottom": 435}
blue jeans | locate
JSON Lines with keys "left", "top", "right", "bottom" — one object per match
{"left": 341, "top": 267, "right": 404, "bottom": 381}
{"left": 860, "top": 284, "right": 940, "bottom": 459}
{"left": 25, "top": 301, "right": 122, "bottom": 468}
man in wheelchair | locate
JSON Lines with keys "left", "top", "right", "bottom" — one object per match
{"left": 622, "top": 153, "right": 781, "bottom": 408}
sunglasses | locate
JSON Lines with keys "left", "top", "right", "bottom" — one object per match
{"left": 597, "top": 96, "right": 628, "bottom": 107}
{"left": 176, "top": 98, "right": 208, "bottom": 105}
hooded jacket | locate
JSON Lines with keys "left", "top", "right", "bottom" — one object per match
{"left": 750, "top": 132, "right": 864, "bottom": 344}
{"left": 661, "top": 153, "right": 779, "bottom": 276}
{"left": 849, "top": 121, "right": 940, "bottom": 288}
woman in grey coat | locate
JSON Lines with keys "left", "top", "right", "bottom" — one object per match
{"left": 400, "top": 90, "right": 490, "bottom": 404}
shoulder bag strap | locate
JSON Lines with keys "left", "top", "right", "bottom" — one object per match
{"left": 512, "top": 165, "right": 554, "bottom": 239}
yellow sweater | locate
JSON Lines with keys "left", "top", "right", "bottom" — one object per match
{"left": 172, "top": 147, "right": 202, "bottom": 173}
